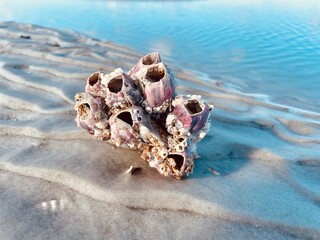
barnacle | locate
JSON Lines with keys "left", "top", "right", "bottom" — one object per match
{"left": 75, "top": 92, "right": 108, "bottom": 136}
{"left": 100, "top": 68, "right": 142, "bottom": 109}
{"left": 85, "top": 71, "right": 104, "bottom": 97}
{"left": 167, "top": 95, "right": 213, "bottom": 141}
{"left": 128, "top": 52, "right": 162, "bottom": 79}
{"left": 75, "top": 53, "right": 213, "bottom": 179}
{"left": 109, "top": 107, "right": 143, "bottom": 148}
{"left": 129, "top": 53, "right": 175, "bottom": 115}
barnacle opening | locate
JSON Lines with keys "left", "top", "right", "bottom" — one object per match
{"left": 108, "top": 75, "right": 123, "bottom": 93}
{"left": 88, "top": 72, "right": 100, "bottom": 86}
{"left": 75, "top": 93, "right": 82, "bottom": 101}
{"left": 78, "top": 103, "right": 91, "bottom": 117}
{"left": 168, "top": 154, "right": 184, "bottom": 171}
{"left": 80, "top": 103, "right": 90, "bottom": 110}
{"left": 177, "top": 145, "right": 184, "bottom": 152}
{"left": 117, "top": 111, "right": 133, "bottom": 126}
{"left": 146, "top": 66, "right": 165, "bottom": 83}
{"left": 185, "top": 100, "right": 202, "bottom": 115}
{"left": 143, "top": 53, "right": 159, "bottom": 65}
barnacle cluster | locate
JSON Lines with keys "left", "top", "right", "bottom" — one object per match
{"left": 75, "top": 52, "right": 213, "bottom": 179}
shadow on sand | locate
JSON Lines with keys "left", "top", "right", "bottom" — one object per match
{"left": 188, "top": 135, "right": 251, "bottom": 179}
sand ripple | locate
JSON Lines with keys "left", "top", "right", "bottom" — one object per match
{"left": 0, "top": 22, "right": 319, "bottom": 240}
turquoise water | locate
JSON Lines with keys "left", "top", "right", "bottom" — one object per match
{"left": 1, "top": 0, "right": 320, "bottom": 111}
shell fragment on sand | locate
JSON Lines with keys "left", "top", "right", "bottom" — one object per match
{"left": 75, "top": 52, "right": 213, "bottom": 179}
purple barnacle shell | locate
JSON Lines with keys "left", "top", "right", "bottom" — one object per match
{"left": 85, "top": 71, "right": 105, "bottom": 97}
{"left": 137, "top": 115, "right": 166, "bottom": 147}
{"left": 140, "top": 62, "right": 175, "bottom": 112}
{"left": 167, "top": 95, "right": 212, "bottom": 136}
{"left": 128, "top": 52, "right": 162, "bottom": 77}
{"left": 101, "top": 69, "right": 142, "bottom": 109}
{"left": 109, "top": 107, "right": 143, "bottom": 148}
{"left": 74, "top": 92, "right": 106, "bottom": 134}
{"left": 74, "top": 53, "right": 213, "bottom": 179}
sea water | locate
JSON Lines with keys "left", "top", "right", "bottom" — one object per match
{"left": 1, "top": 0, "right": 319, "bottom": 112}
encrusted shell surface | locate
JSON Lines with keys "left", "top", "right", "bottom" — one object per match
{"left": 109, "top": 106, "right": 143, "bottom": 148}
{"left": 149, "top": 150, "right": 194, "bottom": 179}
{"left": 75, "top": 52, "right": 213, "bottom": 179}
{"left": 141, "top": 62, "right": 175, "bottom": 110}
{"left": 128, "top": 52, "right": 162, "bottom": 78}
{"left": 166, "top": 151, "right": 194, "bottom": 179}
{"left": 101, "top": 68, "right": 142, "bottom": 109}
{"left": 166, "top": 95, "right": 212, "bottom": 141}
{"left": 129, "top": 53, "right": 175, "bottom": 115}
{"left": 85, "top": 71, "right": 104, "bottom": 97}
{"left": 75, "top": 92, "right": 108, "bottom": 136}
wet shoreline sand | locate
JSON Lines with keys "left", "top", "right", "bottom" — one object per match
{"left": 0, "top": 22, "right": 319, "bottom": 239}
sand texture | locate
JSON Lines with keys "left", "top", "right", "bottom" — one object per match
{"left": 0, "top": 22, "right": 319, "bottom": 240}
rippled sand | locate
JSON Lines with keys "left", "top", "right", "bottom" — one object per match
{"left": 0, "top": 22, "right": 319, "bottom": 240}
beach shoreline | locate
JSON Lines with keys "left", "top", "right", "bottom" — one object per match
{"left": 0, "top": 21, "right": 319, "bottom": 239}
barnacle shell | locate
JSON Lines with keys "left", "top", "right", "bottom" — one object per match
{"left": 109, "top": 106, "right": 143, "bottom": 148}
{"left": 150, "top": 151, "right": 194, "bottom": 179}
{"left": 140, "top": 62, "right": 175, "bottom": 113}
{"left": 85, "top": 71, "right": 104, "bottom": 97}
{"left": 101, "top": 68, "right": 142, "bottom": 109}
{"left": 75, "top": 92, "right": 108, "bottom": 136}
{"left": 165, "top": 151, "right": 193, "bottom": 179}
{"left": 129, "top": 53, "right": 175, "bottom": 114}
{"left": 128, "top": 52, "right": 162, "bottom": 78}
{"left": 166, "top": 95, "right": 212, "bottom": 140}
{"left": 74, "top": 52, "right": 213, "bottom": 179}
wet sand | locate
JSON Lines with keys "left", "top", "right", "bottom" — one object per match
{"left": 0, "top": 22, "right": 319, "bottom": 240}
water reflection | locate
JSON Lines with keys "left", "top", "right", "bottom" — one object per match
{"left": 1, "top": 0, "right": 320, "bottom": 111}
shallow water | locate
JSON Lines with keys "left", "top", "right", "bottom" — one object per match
{"left": 1, "top": 0, "right": 320, "bottom": 112}
{"left": 1, "top": 19, "right": 320, "bottom": 240}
